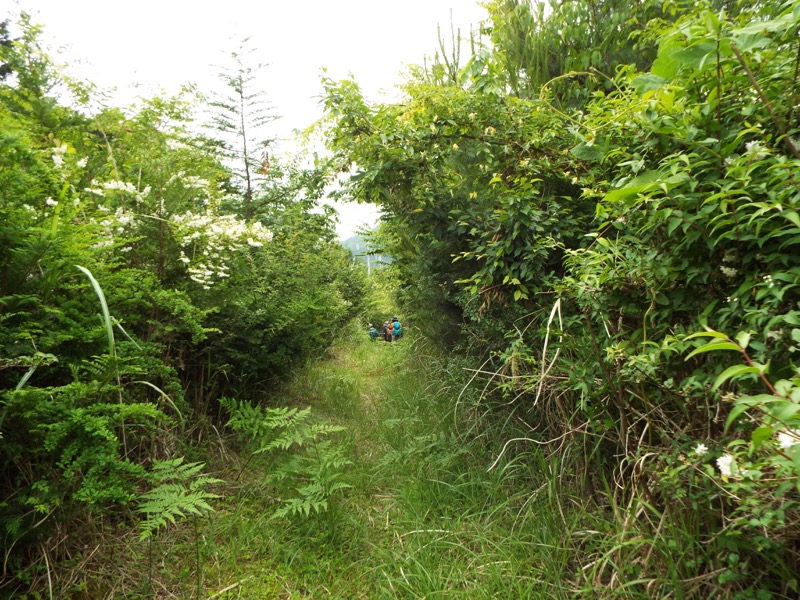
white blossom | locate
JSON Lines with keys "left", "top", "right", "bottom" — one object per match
{"left": 45, "top": 198, "right": 58, "bottom": 207}
{"left": 172, "top": 210, "right": 273, "bottom": 288}
{"left": 745, "top": 140, "right": 768, "bottom": 158}
{"left": 716, "top": 453, "right": 737, "bottom": 478}
{"left": 695, "top": 443, "right": 708, "bottom": 456}
{"left": 720, "top": 266, "right": 737, "bottom": 278}
{"left": 51, "top": 143, "right": 67, "bottom": 168}
{"left": 777, "top": 430, "right": 800, "bottom": 449}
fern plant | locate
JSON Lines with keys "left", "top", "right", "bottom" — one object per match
{"left": 221, "top": 397, "right": 352, "bottom": 523}
{"left": 137, "top": 457, "right": 221, "bottom": 540}
{"left": 271, "top": 439, "right": 353, "bottom": 519}
{"left": 137, "top": 457, "right": 221, "bottom": 596}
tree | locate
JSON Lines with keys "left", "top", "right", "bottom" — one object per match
{"left": 207, "top": 38, "right": 277, "bottom": 219}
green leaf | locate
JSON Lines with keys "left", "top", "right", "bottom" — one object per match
{"left": 713, "top": 364, "right": 761, "bottom": 390}
{"left": 735, "top": 331, "right": 752, "bottom": 349}
{"left": 684, "top": 330, "right": 729, "bottom": 340}
{"left": 631, "top": 74, "right": 669, "bottom": 94}
{"left": 570, "top": 143, "right": 604, "bottom": 161}
{"left": 76, "top": 265, "right": 115, "bottom": 357}
{"left": 603, "top": 171, "right": 662, "bottom": 202}
{"left": 686, "top": 341, "right": 742, "bottom": 360}
{"left": 674, "top": 42, "right": 717, "bottom": 70}
{"left": 725, "top": 397, "right": 764, "bottom": 430}
{"left": 768, "top": 402, "right": 800, "bottom": 423}
{"left": 752, "top": 425, "right": 774, "bottom": 450}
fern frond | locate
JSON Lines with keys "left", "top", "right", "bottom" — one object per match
{"left": 136, "top": 457, "right": 221, "bottom": 541}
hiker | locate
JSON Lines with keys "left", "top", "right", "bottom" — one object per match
{"left": 391, "top": 316, "right": 403, "bottom": 341}
{"left": 368, "top": 323, "right": 379, "bottom": 341}
{"left": 383, "top": 321, "right": 392, "bottom": 342}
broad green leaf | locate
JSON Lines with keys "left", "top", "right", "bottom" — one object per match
{"left": 752, "top": 425, "right": 774, "bottom": 450}
{"left": 570, "top": 143, "right": 604, "bottom": 161}
{"left": 684, "top": 330, "right": 729, "bottom": 340}
{"left": 631, "top": 74, "right": 669, "bottom": 94}
{"left": 651, "top": 52, "right": 680, "bottom": 79}
{"left": 725, "top": 397, "right": 763, "bottom": 430}
{"left": 686, "top": 341, "right": 742, "bottom": 360}
{"left": 768, "top": 402, "right": 800, "bottom": 422}
{"left": 735, "top": 331, "right": 752, "bottom": 349}
{"left": 674, "top": 42, "right": 717, "bottom": 71}
{"left": 713, "top": 364, "right": 761, "bottom": 390}
{"left": 603, "top": 171, "right": 662, "bottom": 202}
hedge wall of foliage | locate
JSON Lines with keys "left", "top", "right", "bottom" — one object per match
{"left": 323, "top": 0, "right": 800, "bottom": 595}
{"left": 0, "top": 15, "right": 368, "bottom": 586}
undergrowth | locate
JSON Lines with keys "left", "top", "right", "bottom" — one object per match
{"left": 191, "top": 320, "right": 588, "bottom": 598}
{"left": 61, "top": 318, "right": 692, "bottom": 598}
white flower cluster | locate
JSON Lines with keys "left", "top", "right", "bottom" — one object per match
{"left": 86, "top": 180, "right": 151, "bottom": 202}
{"left": 51, "top": 143, "right": 68, "bottom": 168}
{"left": 171, "top": 211, "right": 273, "bottom": 289}
{"left": 166, "top": 171, "right": 210, "bottom": 191}
{"left": 744, "top": 140, "right": 769, "bottom": 159}
{"left": 716, "top": 453, "right": 737, "bottom": 478}
{"left": 92, "top": 207, "right": 137, "bottom": 249}
{"left": 778, "top": 429, "right": 800, "bottom": 449}
{"left": 699, "top": 429, "right": 800, "bottom": 482}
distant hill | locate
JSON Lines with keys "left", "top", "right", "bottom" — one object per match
{"left": 340, "top": 233, "right": 367, "bottom": 254}
{"left": 341, "top": 234, "right": 392, "bottom": 268}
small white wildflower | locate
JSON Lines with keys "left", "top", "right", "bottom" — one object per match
{"left": 716, "top": 453, "right": 737, "bottom": 478}
{"left": 76, "top": 157, "right": 88, "bottom": 168}
{"left": 45, "top": 198, "right": 58, "bottom": 207}
{"left": 695, "top": 443, "right": 708, "bottom": 456}
{"left": 247, "top": 238, "right": 263, "bottom": 247}
{"left": 720, "top": 266, "right": 737, "bottom": 277}
{"left": 745, "top": 140, "right": 767, "bottom": 157}
{"left": 52, "top": 154, "right": 64, "bottom": 168}
{"left": 777, "top": 430, "right": 800, "bottom": 449}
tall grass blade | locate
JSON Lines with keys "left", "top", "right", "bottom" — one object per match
{"left": 75, "top": 265, "right": 115, "bottom": 357}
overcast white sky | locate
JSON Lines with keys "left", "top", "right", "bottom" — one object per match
{"left": 8, "top": 0, "right": 487, "bottom": 238}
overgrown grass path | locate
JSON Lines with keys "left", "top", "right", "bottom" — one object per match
{"left": 200, "top": 327, "right": 572, "bottom": 599}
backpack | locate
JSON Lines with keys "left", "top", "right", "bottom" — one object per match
{"left": 392, "top": 321, "right": 402, "bottom": 335}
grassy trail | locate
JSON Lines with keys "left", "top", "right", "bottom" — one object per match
{"left": 193, "top": 326, "right": 573, "bottom": 599}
